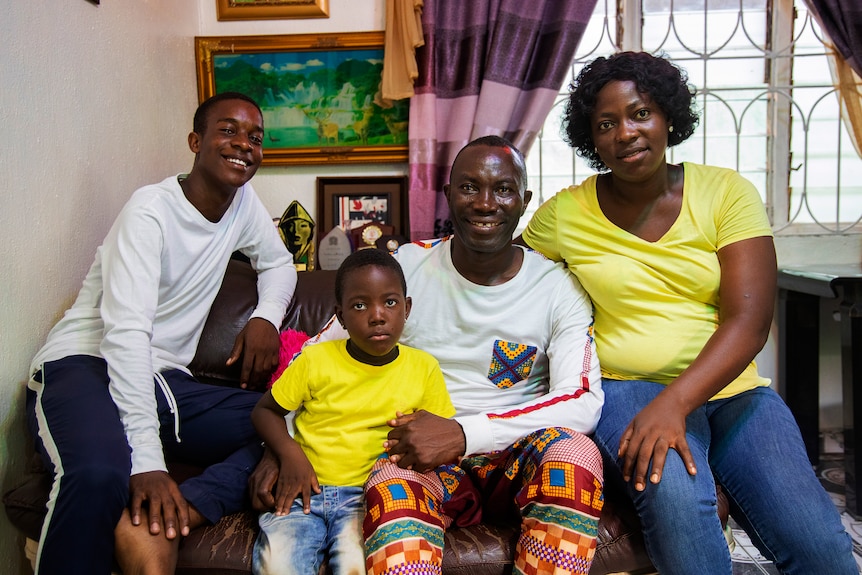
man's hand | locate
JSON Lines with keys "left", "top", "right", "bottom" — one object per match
{"left": 128, "top": 470, "right": 190, "bottom": 540}
{"left": 226, "top": 317, "right": 280, "bottom": 390}
{"left": 249, "top": 446, "right": 278, "bottom": 511}
{"left": 384, "top": 410, "right": 465, "bottom": 473}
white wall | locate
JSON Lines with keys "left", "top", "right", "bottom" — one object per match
{"left": 1, "top": 3, "right": 197, "bottom": 572}
{"left": 0, "top": 1, "right": 392, "bottom": 573}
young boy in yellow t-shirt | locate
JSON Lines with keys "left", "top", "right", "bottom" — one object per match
{"left": 251, "top": 248, "right": 454, "bottom": 575}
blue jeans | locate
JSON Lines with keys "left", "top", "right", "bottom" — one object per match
{"left": 253, "top": 486, "right": 365, "bottom": 575}
{"left": 594, "top": 379, "right": 856, "bottom": 575}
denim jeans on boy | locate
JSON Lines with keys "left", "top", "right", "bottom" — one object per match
{"left": 594, "top": 379, "right": 857, "bottom": 575}
{"left": 253, "top": 485, "right": 365, "bottom": 575}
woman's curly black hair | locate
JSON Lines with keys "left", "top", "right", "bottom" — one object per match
{"left": 562, "top": 52, "right": 700, "bottom": 172}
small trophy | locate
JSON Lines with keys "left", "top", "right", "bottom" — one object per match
{"left": 278, "top": 201, "right": 315, "bottom": 271}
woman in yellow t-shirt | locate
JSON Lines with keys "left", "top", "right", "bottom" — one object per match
{"left": 522, "top": 51, "right": 854, "bottom": 575}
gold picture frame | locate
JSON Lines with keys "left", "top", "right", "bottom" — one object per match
{"left": 194, "top": 33, "right": 409, "bottom": 166}
{"left": 216, "top": 0, "right": 329, "bottom": 21}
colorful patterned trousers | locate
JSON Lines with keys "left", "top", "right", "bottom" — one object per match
{"left": 363, "top": 427, "right": 604, "bottom": 575}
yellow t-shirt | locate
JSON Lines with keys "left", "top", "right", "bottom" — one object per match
{"left": 522, "top": 163, "right": 773, "bottom": 399}
{"left": 270, "top": 339, "right": 455, "bottom": 486}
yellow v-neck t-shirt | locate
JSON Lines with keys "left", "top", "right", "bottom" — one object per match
{"left": 523, "top": 163, "right": 773, "bottom": 399}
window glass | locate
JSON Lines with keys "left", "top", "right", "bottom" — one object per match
{"left": 518, "top": 0, "right": 862, "bottom": 234}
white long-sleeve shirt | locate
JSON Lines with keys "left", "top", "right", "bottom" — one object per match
{"left": 310, "top": 237, "right": 603, "bottom": 456}
{"left": 30, "top": 175, "right": 296, "bottom": 475}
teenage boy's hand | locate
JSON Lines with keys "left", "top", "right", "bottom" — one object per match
{"left": 128, "top": 470, "right": 190, "bottom": 540}
{"left": 249, "top": 446, "right": 278, "bottom": 511}
{"left": 227, "top": 317, "right": 280, "bottom": 390}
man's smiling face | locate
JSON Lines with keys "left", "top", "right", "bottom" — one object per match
{"left": 444, "top": 144, "right": 530, "bottom": 255}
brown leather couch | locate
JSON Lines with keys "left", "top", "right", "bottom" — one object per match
{"left": 4, "top": 256, "right": 728, "bottom": 574}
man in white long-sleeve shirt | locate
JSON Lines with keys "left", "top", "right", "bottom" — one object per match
{"left": 27, "top": 92, "right": 296, "bottom": 575}
{"left": 251, "top": 136, "right": 605, "bottom": 575}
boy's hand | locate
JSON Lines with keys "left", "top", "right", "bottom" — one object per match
{"left": 227, "top": 317, "right": 280, "bottom": 390}
{"left": 274, "top": 446, "right": 320, "bottom": 515}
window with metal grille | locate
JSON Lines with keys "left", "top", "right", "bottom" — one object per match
{"left": 518, "top": 0, "right": 862, "bottom": 237}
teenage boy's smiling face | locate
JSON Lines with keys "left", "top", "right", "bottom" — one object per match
{"left": 190, "top": 99, "right": 264, "bottom": 190}
{"left": 336, "top": 265, "right": 412, "bottom": 358}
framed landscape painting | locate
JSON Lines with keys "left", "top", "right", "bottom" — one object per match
{"left": 194, "top": 33, "right": 409, "bottom": 166}
{"left": 216, "top": 0, "right": 329, "bottom": 21}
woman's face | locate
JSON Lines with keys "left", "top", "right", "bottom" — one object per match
{"left": 591, "top": 80, "right": 671, "bottom": 182}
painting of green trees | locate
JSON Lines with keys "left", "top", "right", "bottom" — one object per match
{"left": 213, "top": 48, "right": 409, "bottom": 149}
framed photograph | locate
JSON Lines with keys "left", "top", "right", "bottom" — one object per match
{"left": 316, "top": 176, "right": 409, "bottom": 246}
{"left": 216, "top": 0, "right": 329, "bottom": 21}
{"left": 194, "top": 33, "right": 409, "bottom": 166}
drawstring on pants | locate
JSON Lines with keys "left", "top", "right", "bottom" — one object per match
{"left": 155, "top": 373, "right": 181, "bottom": 443}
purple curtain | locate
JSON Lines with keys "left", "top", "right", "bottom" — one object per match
{"left": 804, "top": 0, "right": 862, "bottom": 76}
{"left": 407, "top": 0, "right": 598, "bottom": 240}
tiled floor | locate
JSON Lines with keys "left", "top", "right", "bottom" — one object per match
{"left": 729, "top": 430, "right": 862, "bottom": 574}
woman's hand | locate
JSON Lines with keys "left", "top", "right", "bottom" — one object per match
{"left": 618, "top": 392, "right": 697, "bottom": 491}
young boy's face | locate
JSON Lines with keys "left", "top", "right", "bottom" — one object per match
{"left": 336, "top": 264, "right": 412, "bottom": 357}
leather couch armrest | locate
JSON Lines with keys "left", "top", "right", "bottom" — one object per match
{"left": 188, "top": 259, "right": 338, "bottom": 385}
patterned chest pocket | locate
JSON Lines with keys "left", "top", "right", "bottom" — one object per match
{"left": 488, "top": 340, "right": 537, "bottom": 389}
